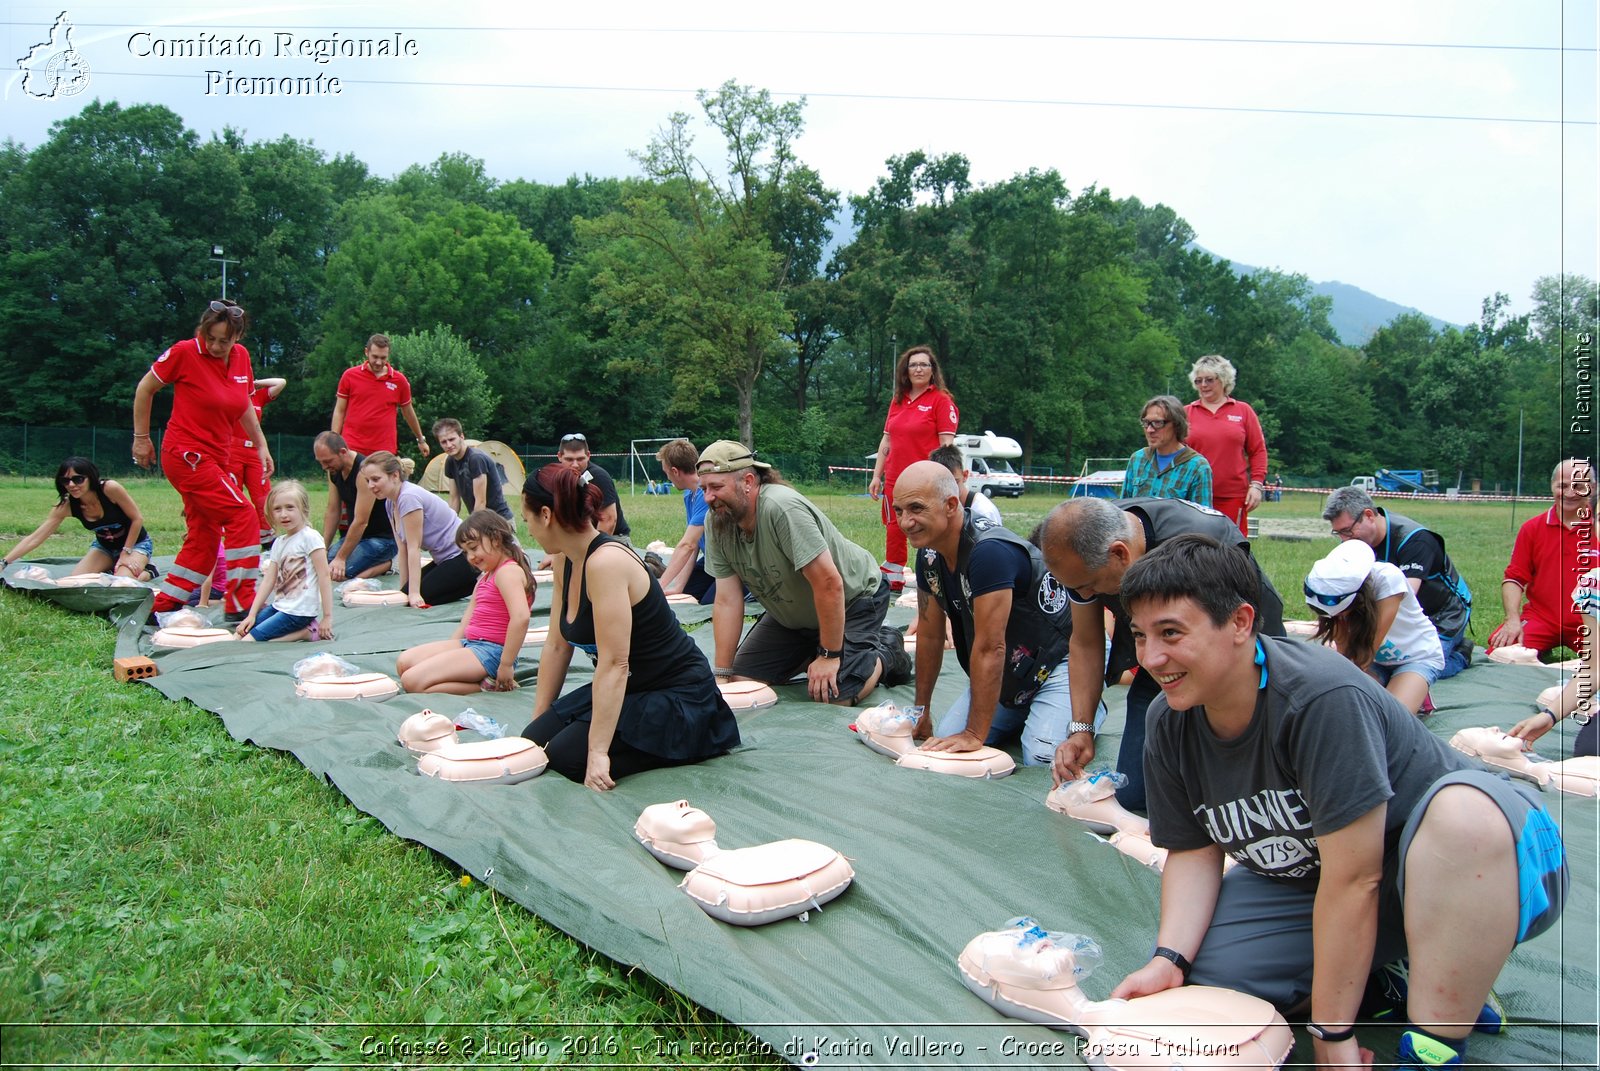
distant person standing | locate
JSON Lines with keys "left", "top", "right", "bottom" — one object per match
{"left": 1121, "top": 394, "right": 1213, "bottom": 507}
{"left": 1184, "top": 354, "right": 1267, "bottom": 536}
{"left": 868, "top": 345, "right": 959, "bottom": 590}
{"left": 331, "top": 333, "right": 430, "bottom": 459}
{"left": 231, "top": 376, "right": 286, "bottom": 542}
{"left": 434, "top": 417, "right": 513, "bottom": 523}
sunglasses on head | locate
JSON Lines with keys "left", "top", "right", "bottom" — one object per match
{"left": 208, "top": 300, "right": 244, "bottom": 324}
{"left": 559, "top": 433, "right": 587, "bottom": 447}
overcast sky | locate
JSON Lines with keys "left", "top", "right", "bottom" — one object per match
{"left": 3, "top": 0, "right": 1595, "bottom": 328}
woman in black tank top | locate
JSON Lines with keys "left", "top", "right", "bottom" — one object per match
{"left": 1, "top": 457, "right": 156, "bottom": 580}
{"left": 518, "top": 464, "right": 739, "bottom": 789}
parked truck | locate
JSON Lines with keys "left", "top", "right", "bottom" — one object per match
{"left": 1350, "top": 469, "right": 1440, "bottom": 494}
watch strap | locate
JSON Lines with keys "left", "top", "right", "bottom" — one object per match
{"left": 1306, "top": 1022, "right": 1358, "bottom": 1043}
{"left": 1151, "top": 945, "right": 1191, "bottom": 979}
{"left": 1068, "top": 720, "right": 1095, "bottom": 735}
{"left": 816, "top": 645, "right": 844, "bottom": 660}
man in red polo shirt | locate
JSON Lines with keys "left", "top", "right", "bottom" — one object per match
{"left": 1491, "top": 458, "right": 1596, "bottom": 656}
{"left": 330, "top": 334, "right": 430, "bottom": 458}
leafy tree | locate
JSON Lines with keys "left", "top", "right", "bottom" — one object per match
{"left": 388, "top": 325, "right": 498, "bottom": 433}
{"left": 576, "top": 82, "right": 835, "bottom": 446}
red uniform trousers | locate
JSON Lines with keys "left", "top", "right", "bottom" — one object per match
{"left": 228, "top": 448, "right": 271, "bottom": 536}
{"left": 881, "top": 476, "right": 909, "bottom": 569}
{"left": 153, "top": 448, "right": 261, "bottom": 614}
{"left": 1213, "top": 495, "right": 1250, "bottom": 537}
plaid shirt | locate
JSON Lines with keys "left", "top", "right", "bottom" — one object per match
{"left": 1121, "top": 446, "right": 1213, "bottom": 507}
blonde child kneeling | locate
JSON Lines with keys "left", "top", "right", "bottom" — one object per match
{"left": 236, "top": 481, "right": 335, "bottom": 642}
{"left": 396, "top": 511, "right": 534, "bottom": 694}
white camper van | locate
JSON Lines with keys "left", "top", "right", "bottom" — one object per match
{"left": 954, "top": 431, "right": 1025, "bottom": 498}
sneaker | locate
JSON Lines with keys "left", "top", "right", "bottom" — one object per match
{"left": 223, "top": 609, "right": 249, "bottom": 625}
{"left": 881, "top": 562, "right": 905, "bottom": 593}
{"left": 877, "top": 626, "right": 913, "bottom": 686}
{"left": 1396, "top": 1030, "right": 1464, "bottom": 1068}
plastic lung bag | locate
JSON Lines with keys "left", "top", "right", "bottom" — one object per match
{"left": 292, "top": 652, "right": 360, "bottom": 682}
{"left": 453, "top": 708, "right": 506, "bottom": 739}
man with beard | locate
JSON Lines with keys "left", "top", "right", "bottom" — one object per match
{"left": 698, "top": 440, "right": 910, "bottom": 705}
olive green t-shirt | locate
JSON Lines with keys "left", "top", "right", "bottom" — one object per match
{"left": 706, "top": 483, "right": 881, "bottom": 631}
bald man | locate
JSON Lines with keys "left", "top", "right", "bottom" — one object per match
{"left": 893, "top": 461, "right": 1101, "bottom": 765}
{"left": 1492, "top": 457, "right": 1596, "bottom": 657}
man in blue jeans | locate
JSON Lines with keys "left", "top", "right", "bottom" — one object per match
{"left": 893, "top": 461, "right": 1104, "bottom": 765}
{"left": 314, "top": 431, "right": 396, "bottom": 581}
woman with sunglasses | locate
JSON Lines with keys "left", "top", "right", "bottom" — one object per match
{"left": 867, "top": 345, "right": 958, "bottom": 590}
{"left": 1305, "top": 538, "right": 1443, "bottom": 715}
{"left": 1119, "top": 394, "right": 1212, "bottom": 506}
{"left": 1184, "top": 354, "right": 1268, "bottom": 536}
{"left": 132, "top": 299, "right": 274, "bottom": 617}
{"left": 0, "top": 457, "right": 156, "bottom": 580}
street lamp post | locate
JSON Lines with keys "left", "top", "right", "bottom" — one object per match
{"left": 209, "top": 244, "right": 239, "bottom": 299}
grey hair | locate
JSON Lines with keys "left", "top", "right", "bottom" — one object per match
{"left": 1141, "top": 394, "right": 1189, "bottom": 441}
{"left": 1042, "top": 498, "right": 1135, "bottom": 570}
{"left": 1322, "top": 486, "right": 1375, "bottom": 523}
{"left": 1190, "top": 354, "right": 1237, "bottom": 395}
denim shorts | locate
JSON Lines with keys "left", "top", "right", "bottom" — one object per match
{"left": 94, "top": 533, "right": 154, "bottom": 560}
{"left": 462, "top": 637, "right": 504, "bottom": 677}
{"left": 1371, "top": 656, "right": 1446, "bottom": 688}
{"left": 249, "top": 605, "right": 316, "bottom": 641}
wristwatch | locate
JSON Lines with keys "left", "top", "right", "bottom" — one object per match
{"left": 1151, "top": 945, "right": 1191, "bottom": 979}
{"left": 1305, "top": 1022, "right": 1357, "bottom": 1043}
{"left": 816, "top": 645, "right": 844, "bottom": 660}
{"left": 1068, "top": 720, "right": 1095, "bottom": 735}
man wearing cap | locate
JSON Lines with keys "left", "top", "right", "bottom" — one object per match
{"left": 1489, "top": 458, "right": 1595, "bottom": 659}
{"left": 1322, "top": 486, "right": 1473, "bottom": 677}
{"left": 1109, "top": 534, "right": 1565, "bottom": 1071}
{"left": 698, "top": 440, "right": 911, "bottom": 705}
{"left": 1038, "top": 496, "right": 1285, "bottom": 812}
{"left": 893, "top": 461, "right": 1103, "bottom": 764}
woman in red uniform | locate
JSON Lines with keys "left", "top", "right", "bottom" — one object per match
{"left": 868, "top": 345, "right": 959, "bottom": 590}
{"left": 1183, "top": 353, "right": 1268, "bottom": 537}
{"left": 133, "top": 300, "right": 275, "bottom": 616}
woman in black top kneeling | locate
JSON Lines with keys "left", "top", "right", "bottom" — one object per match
{"left": 520, "top": 463, "right": 740, "bottom": 791}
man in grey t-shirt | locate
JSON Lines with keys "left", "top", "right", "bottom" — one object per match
{"left": 433, "top": 418, "right": 512, "bottom": 523}
{"left": 1102, "top": 533, "right": 1565, "bottom": 1071}
{"left": 699, "top": 440, "right": 909, "bottom": 705}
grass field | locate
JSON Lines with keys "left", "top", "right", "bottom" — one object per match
{"left": 0, "top": 476, "right": 1544, "bottom": 1064}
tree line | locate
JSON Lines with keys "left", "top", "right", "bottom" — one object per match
{"left": 1, "top": 87, "right": 1593, "bottom": 483}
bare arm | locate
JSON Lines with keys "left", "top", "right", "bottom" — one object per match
{"left": 399, "top": 509, "right": 425, "bottom": 607}
{"left": 711, "top": 575, "right": 746, "bottom": 675}
{"left": 1306, "top": 806, "right": 1387, "bottom": 1068}
{"left": 471, "top": 473, "right": 488, "bottom": 514}
{"left": 400, "top": 402, "right": 429, "bottom": 457}
{"left": 2, "top": 501, "right": 72, "bottom": 564}
{"left": 311, "top": 547, "right": 336, "bottom": 640}
{"left": 660, "top": 523, "right": 703, "bottom": 594}
{"left": 595, "top": 502, "right": 619, "bottom": 535}
{"left": 799, "top": 550, "right": 848, "bottom": 703}
{"left": 1491, "top": 579, "right": 1526, "bottom": 649}
{"left": 910, "top": 591, "right": 947, "bottom": 738}
{"left": 868, "top": 432, "right": 891, "bottom": 497}
{"left": 530, "top": 556, "right": 576, "bottom": 717}
{"left": 255, "top": 378, "right": 287, "bottom": 400}
{"left": 237, "top": 401, "right": 275, "bottom": 479}
{"left": 1111, "top": 844, "right": 1225, "bottom": 999}
{"left": 1053, "top": 600, "right": 1108, "bottom": 784}
{"left": 131, "top": 372, "right": 166, "bottom": 469}
{"left": 320, "top": 480, "right": 341, "bottom": 548}
{"left": 580, "top": 547, "right": 643, "bottom": 790}
{"left": 1371, "top": 593, "right": 1404, "bottom": 656}
{"left": 330, "top": 396, "right": 348, "bottom": 436}
{"left": 491, "top": 565, "right": 531, "bottom": 692}
{"left": 925, "top": 586, "right": 1011, "bottom": 751}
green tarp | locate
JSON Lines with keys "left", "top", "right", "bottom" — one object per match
{"left": 7, "top": 560, "right": 1596, "bottom": 1067}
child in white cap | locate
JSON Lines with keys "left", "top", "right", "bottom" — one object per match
{"left": 1305, "top": 538, "right": 1445, "bottom": 715}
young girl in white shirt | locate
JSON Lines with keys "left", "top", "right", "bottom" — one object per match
{"left": 236, "top": 480, "right": 335, "bottom": 642}
{"left": 1305, "top": 538, "right": 1444, "bottom": 714}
